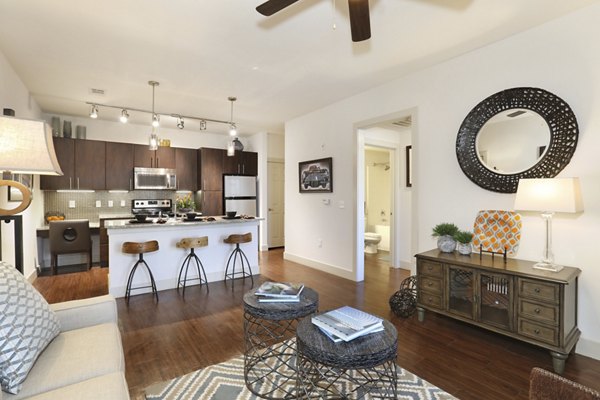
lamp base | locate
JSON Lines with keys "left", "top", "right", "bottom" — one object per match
{"left": 533, "top": 262, "right": 564, "bottom": 273}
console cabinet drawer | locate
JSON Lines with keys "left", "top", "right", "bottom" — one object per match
{"left": 518, "top": 318, "right": 559, "bottom": 346}
{"left": 418, "top": 291, "right": 443, "bottom": 309}
{"left": 418, "top": 260, "right": 443, "bottom": 278}
{"left": 519, "top": 300, "right": 559, "bottom": 325}
{"left": 519, "top": 279, "right": 559, "bottom": 304}
{"left": 418, "top": 276, "right": 443, "bottom": 294}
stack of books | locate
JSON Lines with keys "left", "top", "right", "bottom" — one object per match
{"left": 254, "top": 281, "right": 305, "bottom": 302}
{"left": 312, "top": 306, "right": 384, "bottom": 343}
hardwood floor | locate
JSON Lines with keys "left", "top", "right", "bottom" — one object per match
{"left": 33, "top": 249, "right": 600, "bottom": 399}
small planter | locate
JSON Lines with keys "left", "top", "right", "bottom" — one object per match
{"left": 437, "top": 235, "right": 456, "bottom": 253}
{"left": 457, "top": 242, "right": 472, "bottom": 255}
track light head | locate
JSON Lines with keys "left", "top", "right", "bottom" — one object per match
{"left": 89, "top": 105, "right": 98, "bottom": 119}
{"left": 229, "top": 123, "right": 237, "bottom": 136}
{"left": 199, "top": 119, "right": 207, "bottom": 131}
{"left": 176, "top": 116, "right": 184, "bottom": 129}
{"left": 152, "top": 113, "right": 160, "bottom": 128}
{"left": 119, "top": 109, "right": 129, "bottom": 123}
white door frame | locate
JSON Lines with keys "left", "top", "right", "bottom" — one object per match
{"left": 353, "top": 108, "right": 418, "bottom": 281}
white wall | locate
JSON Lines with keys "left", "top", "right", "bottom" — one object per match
{"left": 0, "top": 50, "right": 43, "bottom": 280}
{"left": 285, "top": 4, "right": 600, "bottom": 360}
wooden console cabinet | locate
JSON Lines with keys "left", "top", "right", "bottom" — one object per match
{"left": 415, "top": 249, "right": 580, "bottom": 374}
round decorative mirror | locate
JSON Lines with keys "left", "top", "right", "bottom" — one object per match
{"left": 456, "top": 87, "right": 578, "bottom": 193}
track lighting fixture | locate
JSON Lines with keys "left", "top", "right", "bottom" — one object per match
{"left": 228, "top": 96, "right": 237, "bottom": 136}
{"left": 149, "top": 81, "right": 160, "bottom": 149}
{"left": 149, "top": 131, "right": 159, "bottom": 151}
{"left": 119, "top": 109, "right": 129, "bottom": 123}
{"left": 227, "top": 141, "right": 235, "bottom": 156}
{"left": 89, "top": 105, "right": 98, "bottom": 119}
{"left": 86, "top": 83, "right": 238, "bottom": 135}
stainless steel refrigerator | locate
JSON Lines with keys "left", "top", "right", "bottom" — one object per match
{"left": 223, "top": 174, "right": 257, "bottom": 216}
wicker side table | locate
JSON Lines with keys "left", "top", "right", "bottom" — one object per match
{"left": 243, "top": 287, "right": 319, "bottom": 399}
{"left": 296, "top": 316, "right": 398, "bottom": 399}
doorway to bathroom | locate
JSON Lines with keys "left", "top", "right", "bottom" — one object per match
{"left": 356, "top": 113, "right": 414, "bottom": 281}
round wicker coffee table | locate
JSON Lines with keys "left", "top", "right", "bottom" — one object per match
{"left": 296, "top": 316, "right": 398, "bottom": 399}
{"left": 243, "top": 287, "right": 319, "bottom": 399}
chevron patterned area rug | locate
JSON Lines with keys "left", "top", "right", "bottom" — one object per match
{"left": 144, "top": 353, "right": 456, "bottom": 400}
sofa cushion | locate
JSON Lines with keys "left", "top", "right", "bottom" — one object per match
{"left": 14, "top": 372, "right": 130, "bottom": 400}
{"left": 0, "top": 262, "right": 61, "bottom": 395}
{"left": 5, "top": 322, "right": 125, "bottom": 400}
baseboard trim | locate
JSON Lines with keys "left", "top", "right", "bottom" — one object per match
{"left": 576, "top": 337, "right": 600, "bottom": 361}
{"left": 283, "top": 252, "right": 356, "bottom": 281}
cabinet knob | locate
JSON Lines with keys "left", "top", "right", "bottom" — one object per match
{"left": 534, "top": 329, "right": 540, "bottom": 335}
{"left": 534, "top": 308, "right": 541, "bottom": 314}
{"left": 534, "top": 288, "right": 541, "bottom": 293}
{"left": 427, "top": 266, "right": 433, "bottom": 271}
{"left": 427, "top": 281, "right": 433, "bottom": 286}
{"left": 427, "top": 297, "right": 433, "bottom": 302}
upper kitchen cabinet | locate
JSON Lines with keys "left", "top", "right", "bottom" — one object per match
{"left": 223, "top": 151, "right": 258, "bottom": 176}
{"left": 175, "top": 147, "right": 198, "bottom": 191}
{"left": 40, "top": 138, "right": 106, "bottom": 190}
{"left": 106, "top": 142, "right": 134, "bottom": 190}
{"left": 198, "top": 147, "right": 225, "bottom": 191}
{"left": 134, "top": 144, "right": 176, "bottom": 169}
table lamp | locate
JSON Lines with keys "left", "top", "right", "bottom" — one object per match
{"left": 0, "top": 114, "right": 63, "bottom": 215}
{"left": 514, "top": 178, "right": 583, "bottom": 272}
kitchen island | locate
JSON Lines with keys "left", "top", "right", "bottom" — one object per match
{"left": 106, "top": 217, "right": 261, "bottom": 298}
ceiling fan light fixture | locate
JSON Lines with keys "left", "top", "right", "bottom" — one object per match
{"left": 89, "top": 104, "right": 98, "bottom": 119}
{"left": 119, "top": 109, "right": 129, "bottom": 123}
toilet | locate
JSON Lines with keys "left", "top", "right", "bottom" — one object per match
{"left": 364, "top": 232, "right": 382, "bottom": 254}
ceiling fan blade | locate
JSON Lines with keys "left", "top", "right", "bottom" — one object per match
{"left": 256, "top": 0, "right": 301, "bottom": 16}
{"left": 348, "top": 0, "right": 371, "bottom": 42}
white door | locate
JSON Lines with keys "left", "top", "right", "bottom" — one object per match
{"left": 268, "top": 161, "right": 285, "bottom": 248}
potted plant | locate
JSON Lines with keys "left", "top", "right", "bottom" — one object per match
{"left": 454, "top": 230, "right": 474, "bottom": 255}
{"left": 175, "top": 193, "right": 196, "bottom": 213}
{"left": 432, "top": 223, "right": 459, "bottom": 253}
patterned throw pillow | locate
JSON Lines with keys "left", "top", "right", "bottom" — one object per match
{"left": 0, "top": 261, "right": 61, "bottom": 394}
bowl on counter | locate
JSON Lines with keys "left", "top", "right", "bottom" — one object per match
{"left": 45, "top": 212, "right": 65, "bottom": 224}
{"left": 135, "top": 214, "right": 148, "bottom": 222}
{"left": 185, "top": 212, "right": 197, "bottom": 221}
{"left": 226, "top": 211, "right": 237, "bottom": 218}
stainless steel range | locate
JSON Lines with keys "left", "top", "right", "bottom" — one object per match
{"left": 131, "top": 199, "right": 173, "bottom": 217}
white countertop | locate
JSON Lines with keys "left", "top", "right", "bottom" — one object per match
{"left": 105, "top": 216, "right": 262, "bottom": 229}
{"left": 37, "top": 221, "right": 101, "bottom": 231}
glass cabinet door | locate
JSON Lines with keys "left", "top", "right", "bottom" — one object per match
{"left": 448, "top": 266, "right": 475, "bottom": 319}
{"left": 479, "top": 273, "right": 512, "bottom": 330}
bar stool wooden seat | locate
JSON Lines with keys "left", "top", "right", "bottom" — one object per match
{"left": 122, "top": 240, "right": 159, "bottom": 302}
{"left": 223, "top": 232, "right": 254, "bottom": 288}
{"left": 176, "top": 236, "right": 209, "bottom": 295}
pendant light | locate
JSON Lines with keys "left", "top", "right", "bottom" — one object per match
{"left": 228, "top": 96, "right": 237, "bottom": 136}
{"left": 148, "top": 81, "right": 159, "bottom": 150}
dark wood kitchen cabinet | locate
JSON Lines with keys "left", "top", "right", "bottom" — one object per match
{"left": 134, "top": 144, "right": 176, "bottom": 169}
{"left": 40, "top": 138, "right": 106, "bottom": 190}
{"left": 175, "top": 147, "right": 198, "bottom": 191}
{"left": 106, "top": 142, "right": 134, "bottom": 190}
{"left": 200, "top": 190, "right": 223, "bottom": 216}
{"left": 223, "top": 151, "right": 258, "bottom": 175}
{"left": 198, "top": 147, "right": 225, "bottom": 191}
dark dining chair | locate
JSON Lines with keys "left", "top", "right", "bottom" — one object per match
{"left": 49, "top": 219, "right": 92, "bottom": 275}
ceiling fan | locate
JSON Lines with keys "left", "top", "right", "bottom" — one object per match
{"left": 256, "top": 0, "right": 371, "bottom": 42}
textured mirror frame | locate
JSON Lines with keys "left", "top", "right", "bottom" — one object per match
{"left": 456, "top": 87, "right": 579, "bottom": 193}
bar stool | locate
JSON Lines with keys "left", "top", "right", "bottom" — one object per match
{"left": 176, "top": 236, "right": 209, "bottom": 295}
{"left": 223, "top": 232, "right": 253, "bottom": 288}
{"left": 122, "top": 240, "right": 159, "bottom": 302}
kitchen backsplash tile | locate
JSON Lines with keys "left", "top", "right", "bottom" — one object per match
{"left": 44, "top": 191, "right": 181, "bottom": 223}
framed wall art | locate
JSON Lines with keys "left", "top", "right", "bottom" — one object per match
{"left": 299, "top": 157, "right": 332, "bottom": 193}
{"left": 7, "top": 174, "right": 33, "bottom": 202}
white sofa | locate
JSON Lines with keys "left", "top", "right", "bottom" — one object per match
{"left": 1, "top": 295, "right": 129, "bottom": 400}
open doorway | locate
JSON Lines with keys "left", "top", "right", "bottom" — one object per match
{"left": 356, "top": 114, "right": 414, "bottom": 281}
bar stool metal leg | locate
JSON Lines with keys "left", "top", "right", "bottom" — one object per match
{"left": 177, "top": 248, "right": 209, "bottom": 296}
{"left": 125, "top": 253, "right": 159, "bottom": 303}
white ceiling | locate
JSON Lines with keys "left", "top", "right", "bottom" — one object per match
{"left": 0, "top": 0, "right": 594, "bottom": 135}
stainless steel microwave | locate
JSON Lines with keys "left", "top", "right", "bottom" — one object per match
{"left": 133, "top": 167, "right": 176, "bottom": 190}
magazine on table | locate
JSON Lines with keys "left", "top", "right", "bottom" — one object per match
{"left": 254, "top": 282, "right": 304, "bottom": 298}
{"left": 312, "top": 306, "right": 383, "bottom": 342}
{"left": 258, "top": 297, "right": 300, "bottom": 303}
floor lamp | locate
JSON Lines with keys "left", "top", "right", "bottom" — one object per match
{"left": 514, "top": 178, "right": 583, "bottom": 272}
{"left": 0, "top": 114, "right": 63, "bottom": 273}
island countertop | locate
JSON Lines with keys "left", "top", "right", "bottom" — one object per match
{"left": 106, "top": 217, "right": 261, "bottom": 298}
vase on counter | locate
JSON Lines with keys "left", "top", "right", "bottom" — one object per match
{"left": 51, "top": 117, "right": 61, "bottom": 137}
{"left": 457, "top": 242, "right": 472, "bottom": 255}
{"left": 76, "top": 125, "right": 86, "bottom": 139}
{"left": 437, "top": 235, "right": 456, "bottom": 253}
{"left": 63, "top": 121, "right": 72, "bottom": 138}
